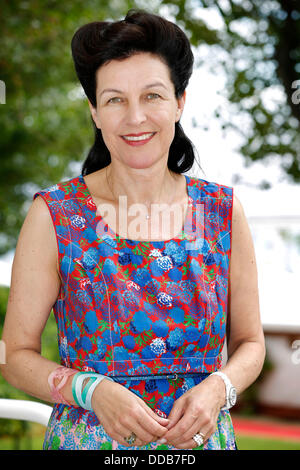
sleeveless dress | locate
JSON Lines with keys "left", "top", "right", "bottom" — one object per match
{"left": 33, "top": 172, "right": 236, "bottom": 450}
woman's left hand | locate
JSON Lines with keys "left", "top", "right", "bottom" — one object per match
{"left": 159, "top": 374, "right": 226, "bottom": 449}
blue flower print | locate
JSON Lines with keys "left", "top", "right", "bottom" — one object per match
{"left": 102, "top": 234, "right": 118, "bottom": 249}
{"left": 70, "top": 214, "right": 86, "bottom": 230}
{"left": 145, "top": 380, "right": 158, "bottom": 393}
{"left": 71, "top": 321, "right": 81, "bottom": 339}
{"left": 157, "top": 396, "right": 174, "bottom": 415}
{"left": 144, "top": 279, "right": 160, "bottom": 295}
{"left": 102, "top": 330, "right": 120, "bottom": 345}
{"left": 217, "top": 230, "right": 231, "bottom": 252}
{"left": 168, "top": 267, "right": 182, "bottom": 281}
{"left": 169, "top": 307, "right": 185, "bottom": 324}
{"left": 92, "top": 282, "right": 105, "bottom": 303}
{"left": 95, "top": 338, "right": 106, "bottom": 359}
{"left": 188, "top": 184, "right": 201, "bottom": 201}
{"left": 149, "top": 259, "right": 165, "bottom": 277}
{"left": 118, "top": 252, "right": 132, "bottom": 266}
{"left": 150, "top": 338, "right": 166, "bottom": 356}
{"left": 98, "top": 242, "right": 115, "bottom": 257}
{"left": 130, "top": 254, "right": 143, "bottom": 266}
{"left": 122, "top": 290, "right": 140, "bottom": 307}
{"left": 132, "top": 310, "right": 152, "bottom": 333}
{"left": 166, "top": 328, "right": 184, "bottom": 351}
{"left": 204, "top": 252, "right": 216, "bottom": 266}
{"left": 102, "top": 258, "right": 118, "bottom": 275}
{"left": 164, "top": 241, "right": 187, "bottom": 266}
{"left": 185, "top": 326, "right": 200, "bottom": 342}
{"left": 84, "top": 310, "right": 98, "bottom": 334}
{"left": 180, "top": 280, "right": 196, "bottom": 293}
{"left": 122, "top": 336, "right": 135, "bottom": 349}
{"left": 156, "top": 256, "right": 173, "bottom": 272}
{"left": 76, "top": 289, "right": 92, "bottom": 306}
{"left": 114, "top": 347, "right": 131, "bottom": 361}
{"left": 189, "top": 258, "right": 202, "bottom": 276}
{"left": 157, "top": 292, "right": 173, "bottom": 308}
{"left": 132, "top": 268, "right": 151, "bottom": 287}
{"left": 141, "top": 346, "right": 157, "bottom": 360}
{"left": 81, "top": 248, "right": 98, "bottom": 270}
{"left": 75, "top": 336, "right": 93, "bottom": 352}
{"left": 152, "top": 320, "right": 169, "bottom": 337}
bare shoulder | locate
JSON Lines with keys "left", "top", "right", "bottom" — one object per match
{"left": 229, "top": 191, "right": 258, "bottom": 306}
{"left": 231, "top": 193, "right": 254, "bottom": 253}
{"left": 232, "top": 193, "right": 245, "bottom": 222}
{"left": 15, "top": 194, "right": 61, "bottom": 282}
{"left": 2, "top": 194, "right": 62, "bottom": 349}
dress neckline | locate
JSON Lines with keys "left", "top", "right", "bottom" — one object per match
{"left": 78, "top": 173, "right": 195, "bottom": 246}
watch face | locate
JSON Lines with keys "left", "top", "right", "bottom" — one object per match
{"left": 229, "top": 387, "right": 237, "bottom": 406}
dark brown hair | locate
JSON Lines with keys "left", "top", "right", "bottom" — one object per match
{"left": 71, "top": 9, "right": 200, "bottom": 175}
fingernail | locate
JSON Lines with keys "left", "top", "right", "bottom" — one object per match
{"left": 157, "top": 438, "right": 167, "bottom": 444}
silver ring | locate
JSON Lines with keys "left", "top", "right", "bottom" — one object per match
{"left": 193, "top": 432, "right": 204, "bottom": 446}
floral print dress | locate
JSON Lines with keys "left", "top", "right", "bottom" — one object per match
{"left": 33, "top": 172, "right": 236, "bottom": 450}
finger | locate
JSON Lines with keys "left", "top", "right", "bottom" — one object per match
{"left": 139, "top": 400, "right": 170, "bottom": 426}
{"left": 130, "top": 420, "right": 162, "bottom": 444}
{"left": 164, "top": 401, "right": 185, "bottom": 430}
{"left": 163, "top": 410, "right": 196, "bottom": 442}
{"left": 113, "top": 431, "right": 145, "bottom": 448}
{"left": 111, "top": 412, "right": 158, "bottom": 445}
{"left": 170, "top": 438, "right": 199, "bottom": 450}
{"left": 136, "top": 406, "right": 170, "bottom": 439}
{"left": 170, "top": 424, "right": 208, "bottom": 447}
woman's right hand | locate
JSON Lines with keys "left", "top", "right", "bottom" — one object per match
{"left": 91, "top": 378, "right": 170, "bottom": 447}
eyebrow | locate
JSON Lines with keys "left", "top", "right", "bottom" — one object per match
{"left": 99, "top": 82, "right": 168, "bottom": 98}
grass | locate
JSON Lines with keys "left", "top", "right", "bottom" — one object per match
{"left": 236, "top": 435, "right": 300, "bottom": 450}
{"left": 0, "top": 423, "right": 45, "bottom": 450}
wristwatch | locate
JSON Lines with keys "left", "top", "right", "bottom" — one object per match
{"left": 211, "top": 371, "right": 237, "bottom": 410}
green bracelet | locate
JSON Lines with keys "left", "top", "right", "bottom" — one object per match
{"left": 72, "top": 372, "right": 114, "bottom": 410}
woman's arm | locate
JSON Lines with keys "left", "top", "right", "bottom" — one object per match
{"left": 0, "top": 195, "right": 77, "bottom": 404}
{"left": 161, "top": 193, "right": 266, "bottom": 448}
{"left": 216, "top": 193, "right": 266, "bottom": 394}
{"left": 0, "top": 195, "right": 169, "bottom": 446}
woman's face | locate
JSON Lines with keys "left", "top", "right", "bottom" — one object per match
{"left": 88, "top": 52, "right": 186, "bottom": 170}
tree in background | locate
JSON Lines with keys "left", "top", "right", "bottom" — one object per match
{"left": 1, "top": 0, "right": 299, "bottom": 257}
{"left": 161, "top": 0, "right": 300, "bottom": 187}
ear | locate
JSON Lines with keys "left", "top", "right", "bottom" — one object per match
{"left": 175, "top": 90, "right": 186, "bottom": 122}
{"left": 88, "top": 99, "right": 101, "bottom": 129}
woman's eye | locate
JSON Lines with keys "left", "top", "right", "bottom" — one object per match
{"left": 147, "top": 93, "right": 160, "bottom": 100}
{"left": 108, "top": 97, "right": 122, "bottom": 104}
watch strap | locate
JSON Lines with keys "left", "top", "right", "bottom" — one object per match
{"left": 210, "top": 371, "right": 235, "bottom": 410}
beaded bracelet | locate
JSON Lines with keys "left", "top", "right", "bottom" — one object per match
{"left": 72, "top": 372, "right": 115, "bottom": 411}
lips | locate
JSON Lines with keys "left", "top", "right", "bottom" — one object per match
{"left": 121, "top": 132, "right": 156, "bottom": 146}
{"left": 122, "top": 132, "right": 156, "bottom": 142}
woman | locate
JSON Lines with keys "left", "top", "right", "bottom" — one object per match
{"left": 0, "top": 10, "right": 265, "bottom": 450}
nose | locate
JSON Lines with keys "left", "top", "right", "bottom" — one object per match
{"left": 125, "top": 101, "right": 147, "bottom": 126}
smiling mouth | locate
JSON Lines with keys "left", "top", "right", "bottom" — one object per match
{"left": 121, "top": 132, "right": 156, "bottom": 142}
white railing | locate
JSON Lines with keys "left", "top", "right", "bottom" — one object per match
{"left": 0, "top": 399, "right": 52, "bottom": 426}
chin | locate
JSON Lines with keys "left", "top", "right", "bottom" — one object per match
{"left": 122, "top": 155, "right": 160, "bottom": 170}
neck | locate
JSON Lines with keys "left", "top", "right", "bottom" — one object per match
{"left": 106, "top": 162, "right": 177, "bottom": 207}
